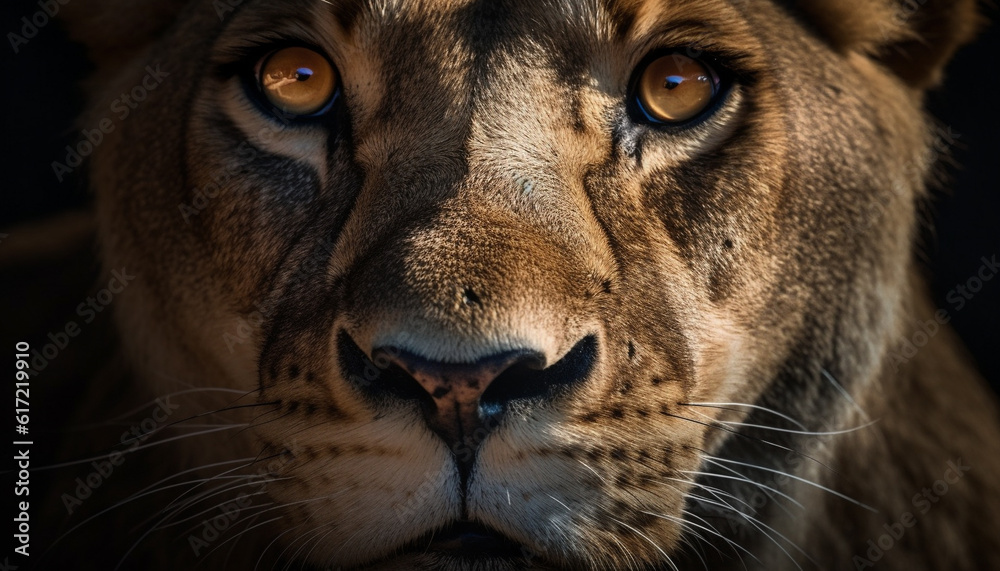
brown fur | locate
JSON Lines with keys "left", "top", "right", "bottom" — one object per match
{"left": 9, "top": 0, "right": 998, "bottom": 569}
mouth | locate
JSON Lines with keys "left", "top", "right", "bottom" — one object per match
{"left": 414, "top": 520, "right": 527, "bottom": 560}
{"left": 302, "top": 521, "right": 537, "bottom": 571}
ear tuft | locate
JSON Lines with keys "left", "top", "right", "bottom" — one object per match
{"left": 788, "top": 0, "right": 983, "bottom": 89}
{"left": 791, "top": 1, "right": 911, "bottom": 54}
{"left": 876, "top": 0, "right": 983, "bottom": 88}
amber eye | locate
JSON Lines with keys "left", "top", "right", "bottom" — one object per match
{"left": 257, "top": 46, "right": 338, "bottom": 116}
{"left": 634, "top": 53, "right": 721, "bottom": 124}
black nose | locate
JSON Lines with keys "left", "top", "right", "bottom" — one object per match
{"left": 338, "top": 332, "right": 598, "bottom": 452}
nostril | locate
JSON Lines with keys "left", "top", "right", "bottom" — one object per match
{"left": 480, "top": 335, "right": 598, "bottom": 414}
{"left": 337, "top": 331, "right": 430, "bottom": 403}
{"left": 461, "top": 287, "right": 482, "bottom": 307}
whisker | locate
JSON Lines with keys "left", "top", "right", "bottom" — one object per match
{"left": 821, "top": 369, "right": 869, "bottom": 420}
{"left": 715, "top": 418, "right": 881, "bottom": 437}
{"left": 328, "top": 524, "right": 370, "bottom": 566}
{"left": 132, "top": 453, "right": 285, "bottom": 533}
{"left": 577, "top": 459, "right": 609, "bottom": 485}
{"left": 74, "top": 387, "right": 257, "bottom": 428}
{"left": 254, "top": 524, "right": 304, "bottom": 571}
{"left": 681, "top": 509, "right": 751, "bottom": 571}
{"left": 136, "top": 456, "right": 258, "bottom": 497}
{"left": 143, "top": 369, "right": 262, "bottom": 412}
{"left": 221, "top": 513, "right": 261, "bottom": 570}
{"left": 681, "top": 402, "right": 809, "bottom": 430}
{"left": 545, "top": 493, "right": 574, "bottom": 514}
{"left": 122, "top": 424, "right": 248, "bottom": 448}
{"left": 608, "top": 534, "right": 638, "bottom": 570}
{"left": 678, "top": 530, "right": 711, "bottom": 571}
{"left": 672, "top": 479, "right": 772, "bottom": 571}
{"left": 652, "top": 508, "right": 757, "bottom": 562}
{"left": 174, "top": 501, "right": 278, "bottom": 548}
{"left": 681, "top": 469, "right": 804, "bottom": 510}
{"left": 197, "top": 486, "right": 355, "bottom": 536}
{"left": 114, "top": 469, "right": 279, "bottom": 571}
{"left": 115, "top": 507, "right": 186, "bottom": 569}
{"left": 687, "top": 490, "right": 812, "bottom": 571}
{"left": 32, "top": 425, "right": 251, "bottom": 472}
{"left": 704, "top": 456, "right": 877, "bottom": 513}
{"left": 643, "top": 510, "right": 714, "bottom": 555}
{"left": 153, "top": 471, "right": 276, "bottom": 516}
{"left": 698, "top": 458, "right": 798, "bottom": 519}
{"left": 131, "top": 477, "right": 278, "bottom": 536}
{"left": 590, "top": 459, "right": 726, "bottom": 570}
{"left": 642, "top": 509, "right": 747, "bottom": 571}
{"left": 40, "top": 458, "right": 258, "bottom": 562}
{"left": 660, "top": 411, "right": 832, "bottom": 471}
{"left": 239, "top": 409, "right": 301, "bottom": 438}
{"left": 157, "top": 450, "right": 284, "bottom": 515}
{"left": 196, "top": 515, "right": 283, "bottom": 568}
{"left": 282, "top": 523, "right": 335, "bottom": 571}
{"left": 155, "top": 486, "right": 276, "bottom": 532}
{"left": 301, "top": 524, "right": 339, "bottom": 567}
{"left": 669, "top": 476, "right": 764, "bottom": 526}
{"left": 154, "top": 400, "right": 282, "bottom": 439}
{"left": 609, "top": 516, "right": 680, "bottom": 571}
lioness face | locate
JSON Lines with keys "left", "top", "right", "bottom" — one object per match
{"left": 84, "top": 0, "right": 950, "bottom": 568}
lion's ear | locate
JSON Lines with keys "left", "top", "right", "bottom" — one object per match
{"left": 789, "top": 0, "right": 982, "bottom": 89}
{"left": 59, "top": 0, "right": 190, "bottom": 70}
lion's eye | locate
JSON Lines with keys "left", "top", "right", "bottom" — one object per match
{"left": 634, "top": 53, "right": 721, "bottom": 124}
{"left": 257, "top": 47, "right": 338, "bottom": 117}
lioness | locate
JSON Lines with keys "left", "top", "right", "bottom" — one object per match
{"left": 7, "top": 0, "right": 999, "bottom": 569}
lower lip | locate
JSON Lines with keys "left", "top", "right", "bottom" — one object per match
{"left": 424, "top": 522, "right": 525, "bottom": 559}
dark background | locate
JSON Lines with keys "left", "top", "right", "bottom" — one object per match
{"left": 1, "top": 1, "right": 998, "bottom": 390}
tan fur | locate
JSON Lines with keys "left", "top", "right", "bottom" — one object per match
{"left": 10, "top": 0, "right": 997, "bottom": 569}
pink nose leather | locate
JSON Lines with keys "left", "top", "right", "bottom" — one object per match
{"left": 375, "top": 349, "right": 539, "bottom": 449}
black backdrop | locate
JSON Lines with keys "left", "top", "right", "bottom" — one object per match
{"left": 1, "top": 1, "right": 998, "bottom": 390}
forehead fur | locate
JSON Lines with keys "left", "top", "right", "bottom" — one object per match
{"left": 215, "top": 0, "right": 759, "bottom": 60}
